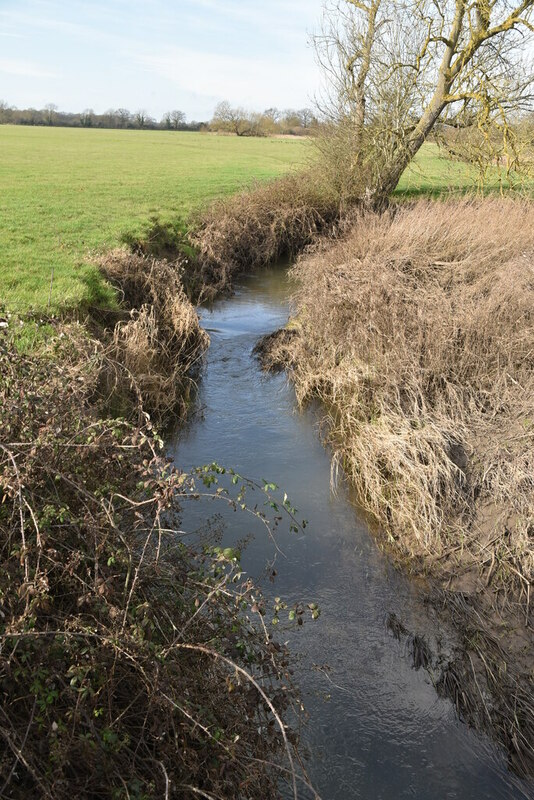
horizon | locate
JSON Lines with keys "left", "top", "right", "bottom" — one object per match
{"left": 0, "top": 0, "right": 325, "bottom": 122}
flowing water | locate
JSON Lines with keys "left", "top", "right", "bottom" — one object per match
{"left": 169, "top": 266, "right": 533, "bottom": 800}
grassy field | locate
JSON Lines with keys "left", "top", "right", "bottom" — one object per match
{"left": 0, "top": 125, "right": 528, "bottom": 313}
{"left": 395, "top": 141, "right": 533, "bottom": 197}
{"left": 0, "top": 126, "right": 310, "bottom": 313}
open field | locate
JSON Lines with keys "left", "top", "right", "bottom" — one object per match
{"left": 1, "top": 126, "right": 531, "bottom": 313}
{"left": 396, "top": 142, "right": 533, "bottom": 197}
{"left": 0, "top": 126, "right": 310, "bottom": 313}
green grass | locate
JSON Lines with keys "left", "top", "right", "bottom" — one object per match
{"left": 1, "top": 128, "right": 530, "bottom": 314}
{"left": 396, "top": 141, "right": 533, "bottom": 197}
{"left": 0, "top": 126, "right": 310, "bottom": 313}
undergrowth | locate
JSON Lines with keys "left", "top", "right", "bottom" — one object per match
{"left": 268, "top": 196, "right": 534, "bottom": 772}
{"left": 0, "top": 325, "right": 315, "bottom": 799}
{"left": 286, "top": 198, "right": 534, "bottom": 595}
{"left": 98, "top": 249, "right": 208, "bottom": 422}
{"left": 190, "top": 170, "right": 341, "bottom": 297}
{"left": 259, "top": 198, "right": 534, "bottom": 774}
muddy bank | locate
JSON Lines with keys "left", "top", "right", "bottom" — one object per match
{"left": 257, "top": 198, "right": 534, "bottom": 774}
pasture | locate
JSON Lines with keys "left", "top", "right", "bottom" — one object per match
{"left": 0, "top": 126, "right": 309, "bottom": 313}
{"left": 0, "top": 125, "right": 525, "bottom": 313}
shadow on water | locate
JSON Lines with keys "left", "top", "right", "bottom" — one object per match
{"left": 168, "top": 265, "right": 533, "bottom": 800}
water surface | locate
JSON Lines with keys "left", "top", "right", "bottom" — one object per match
{"left": 170, "top": 266, "right": 532, "bottom": 800}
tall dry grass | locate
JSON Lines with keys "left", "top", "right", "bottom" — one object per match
{"left": 191, "top": 171, "right": 340, "bottom": 296}
{"left": 99, "top": 249, "right": 208, "bottom": 419}
{"left": 288, "top": 198, "right": 534, "bottom": 597}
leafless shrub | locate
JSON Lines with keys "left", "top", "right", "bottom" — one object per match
{"left": 0, "top": 328, "right": 313, "bottom": 799}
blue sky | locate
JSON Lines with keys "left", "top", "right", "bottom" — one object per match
{"left": 0, "top": 0, "right": 325, "bottom": 121}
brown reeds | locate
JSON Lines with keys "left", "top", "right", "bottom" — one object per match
{"left": 279, "top": 196, "right": 534, "bottom": 770}
{"left": 191, "top": 170, "right": 340, "bottom": 296}
{"left": 287, "top": 197, "right": 534, "bottom": 597}
{"left": 99, "top": 249, "right": 208, "bottom": 421}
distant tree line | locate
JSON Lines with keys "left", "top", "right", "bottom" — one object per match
{"left": 0, "top": 100, "right": 317, "bottom": 136}
{"left": 210, "top": 101, "right": 317, "bottom": 136}
{"left": 0, "top": 102, "right": 206, "bottom": 131}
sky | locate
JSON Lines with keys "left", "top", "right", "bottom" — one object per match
{"left": 0, "top": 0, "right": 326, "bottom": 121}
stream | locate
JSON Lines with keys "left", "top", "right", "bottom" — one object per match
{"left": 169, "top": 265, "right": 533, "bottom": 800}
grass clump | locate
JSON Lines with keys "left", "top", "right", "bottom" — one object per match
{"left": 0, "top": 325, "right": 308, "bottom": 799}
{"left": 98, "top": 249, "right": 208, "bottom": 421}
{"left": 286, "top": 198, "right": 534, "bottom": 592}
{"left": 190, "top": 171, "right": 341, "bottom": 296}
{"left": 274, "top": 196, "right": 534, "bottom": 770}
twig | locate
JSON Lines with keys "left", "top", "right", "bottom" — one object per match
{"left": 170, "top": 643, "right": 299, "bottom": 800}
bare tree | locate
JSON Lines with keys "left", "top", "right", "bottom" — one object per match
{"left": 0, "top": 100, "right": 12, "bottom": 123}
{"left": 211, "top": 101, "right": 255, "bottom": 136}
{"left": 170, "top": 109, "right": 186, "bottom": 129}
{"left": 134, "top": 109, "right": 148, "bottom": 129}
{"left": 103, "top": 108, "right": 118, "bottom": 128}
{"left": 315, "top": 0, "right": 534, "bottom": 204}
{"left": 297, "top": 108, "right": 317, "bottom": 128}
{"left": 116, "top": 108, "right": 131, "bottom": 128}
{"left": 80, "top": 109, "right": 94, "bottom": 128}
{"left": 44, "top": 103, "right": 58, "bottom": 126}
{"left": 162, "top": 109, "right": 187, "bottom": 129}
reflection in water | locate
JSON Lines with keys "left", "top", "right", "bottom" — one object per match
{"left": 169, "top": 266, "right": 532, "bottom": 800}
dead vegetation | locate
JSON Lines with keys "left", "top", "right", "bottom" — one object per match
{"left": 264, "top": 197, "right": 534, "bottom": 767}
{"left": 191, "top": 171, "right": 340, "bottom": 297}
{"left": 0, "top": 325, "right": 313, "bottom": 799}
{"left": 98, "top": 249, "right": 208, "bottom": 421}
{"left": 287, "top": 197, "right": 534, "bottom": 591}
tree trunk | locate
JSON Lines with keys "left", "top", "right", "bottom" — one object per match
{"left": 369, "top": 97, "right": 448, "bottom": 208}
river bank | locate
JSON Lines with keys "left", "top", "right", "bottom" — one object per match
{"left": 258, "top": 197, "right": 534, "bottom": 776}
{"left": 171, "top": 265, "right": 534, "bottom": 798}
{"left": 0, "top": 250, "right": 312, "bottom": 797}
{"left": 2, "top": 183, "right": 533, "bottom": 796}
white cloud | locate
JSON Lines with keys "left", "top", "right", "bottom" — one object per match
{"left": 0, "top": 0, "right": 324, "bottom": 118}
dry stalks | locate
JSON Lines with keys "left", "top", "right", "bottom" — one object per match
{"left": 288, "top": 197, "right": 534, "bottom": 589}
{"left": 0, "top": 327, "right": 313, "bottom": 799}
{"left": 279, "top": 196, "right": 534, "bottom": 769}
{"left": 99, "top": 249, "right": 208, "bottom": 421}
{"left": 191, "top": 170, "right": 340, "bottom": 297}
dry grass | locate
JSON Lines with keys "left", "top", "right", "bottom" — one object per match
{"left": 191, "top": 171, "right": 340, "bottom": 296}
{"left": 0, "top": 325, "right": 313, "bottom": 799}
{"left": 277, "top": 197, "right": 534, "bottom": 770}
{"left": 287, "top": 198, "right": 534, "bottom": 597}
{"left": 99, "top": 249, "right": 208, "bottom": 420}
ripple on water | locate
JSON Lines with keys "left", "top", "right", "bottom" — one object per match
{"left": 171, "top": 267, "right": 533, "bottom": 800}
